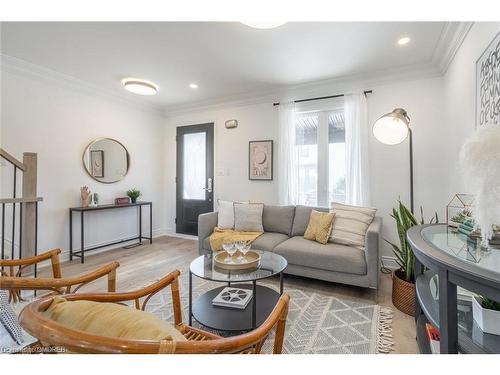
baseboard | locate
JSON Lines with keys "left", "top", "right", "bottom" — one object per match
{"left": 57, "top": 228, "right": 168, "bottom": 261}
{"left": 380, "top": 256, "right": 399, "bottom": 270}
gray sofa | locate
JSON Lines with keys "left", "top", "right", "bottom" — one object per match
{"left": 198, "top": 205, "right": 382, "bottom": 289}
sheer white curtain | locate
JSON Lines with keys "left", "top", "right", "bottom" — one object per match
{"left": 344, "top": 93, "right": 371, "bottom": 206}
{"left": 278, "top": 102, "right": 299, "bottom": 205}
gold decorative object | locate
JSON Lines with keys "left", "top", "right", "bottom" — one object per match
{"left": 214, "top": 250, "right": 261, "bottom": 270}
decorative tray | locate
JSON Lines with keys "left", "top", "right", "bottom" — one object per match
{"left": 214, "top": 250, "right": 261, "bottom": 270}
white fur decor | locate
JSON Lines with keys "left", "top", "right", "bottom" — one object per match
{"left": 459, "top": 124, "right": 500, "bottom": 242}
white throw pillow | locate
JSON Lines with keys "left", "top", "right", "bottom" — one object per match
{"left": 217, "top": 200, "right": 235, "bottom": 229}
{"left": 329, "top": 202, "right": 377, "bottom": 249}
{"left": 234, "top": 203, "right": 264, "bottom": 232}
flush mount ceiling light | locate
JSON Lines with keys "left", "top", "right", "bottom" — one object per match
{"left": 189, "top": 83, "right": 199, "bottom": 89}
{"left": 241, "top": 21, "right": 286, "bottom": 29}
{"left": 397, "top": 36, "right": 411, "bottom": 46}
{"left": 122, "top": 78, "right": 158, "bottom": 95}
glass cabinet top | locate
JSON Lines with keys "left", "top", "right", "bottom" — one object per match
{"left": 421, "top": 224, "right": 500, "bottom": 278}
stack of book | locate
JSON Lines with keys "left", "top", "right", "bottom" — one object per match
{"left": 457, "top": 219, "right": 476, "bottom": 237}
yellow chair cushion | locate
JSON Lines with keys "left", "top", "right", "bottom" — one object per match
{"left": 304, "top": 210, "right": 336, "bottom": 244}
{"left": 43, "top": 296, "right": 187, "bottom": 342}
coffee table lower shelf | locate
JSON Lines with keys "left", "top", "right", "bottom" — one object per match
{"left": 191, "top": 284, "right": 280, "bottom": 332}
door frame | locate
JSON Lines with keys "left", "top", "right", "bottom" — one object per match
{"left": 175, "top": 122, "right": 214, "bottom": 235}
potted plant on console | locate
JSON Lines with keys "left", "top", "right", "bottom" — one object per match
{"left": 387, "top": 200, "right": 438, "bottom": 316}
{"left": 126, "top": 188, "right": 141, "bottom": 204}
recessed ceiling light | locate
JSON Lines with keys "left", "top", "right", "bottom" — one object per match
{"left": 241, "top": 21, "right": 286, "bottom": 29}
{"left": 122, "top": 78, "right": 158, "bottom": 95}
{"left": 189, "top": 83, "right": 199, "bottom": 89}
{"left": 397, "top": 37, "right": 411, "bottom": 46}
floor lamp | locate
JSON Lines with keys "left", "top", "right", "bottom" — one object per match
{"left": 372, "top": 108, "right": 414, "bottom": 213}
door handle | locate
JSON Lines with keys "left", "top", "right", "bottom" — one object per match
{"left": 203, "top": 177, "right": 213, "bottom": 193}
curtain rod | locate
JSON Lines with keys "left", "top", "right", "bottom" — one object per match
{"left": 272, "top": 90, "right": 373, "bottom": 106}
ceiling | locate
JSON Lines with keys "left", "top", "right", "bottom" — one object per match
{"left": 1, "top": 22, "right": 458, "bottom": 111}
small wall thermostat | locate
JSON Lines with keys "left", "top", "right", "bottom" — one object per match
{"left": 225, "top": 119, "right": 238, "bottom": 129}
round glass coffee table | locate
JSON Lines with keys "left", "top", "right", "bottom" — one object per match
{"left": 188, "top": 250, "right": 287, "bottom": 332}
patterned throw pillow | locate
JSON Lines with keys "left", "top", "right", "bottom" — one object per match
{"left": 303, "top": 210, "right": 336, "bottom": 244}
{"left": 0, "top": 290, "right": 24, "bottom": 345}
{"left": 329, "top": 202, "right": 377, "bottom": 249}
{"left": 234, "top": 203, "right": 264, "bottom": 232}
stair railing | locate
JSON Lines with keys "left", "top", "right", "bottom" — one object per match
{"left": 0, "top": 148, "right": 43, "bottom": 278}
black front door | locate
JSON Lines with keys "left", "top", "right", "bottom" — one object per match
{"left": 176, "top": 123, "right": 214, "bottom": 235}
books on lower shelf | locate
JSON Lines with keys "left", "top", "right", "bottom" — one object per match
{"left": 212, "top": 287, "right": 253, "bottom": 309}
{"left": 426, "top": 323, "right": 440, "bottom": 354}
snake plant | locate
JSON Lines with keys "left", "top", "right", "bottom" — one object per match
{"left": 387, "top": 200, "right": 438, "bottom": 283}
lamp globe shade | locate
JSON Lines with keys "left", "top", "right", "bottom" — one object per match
{"left": 373, "top": 109, "right": 410, "bottom": 145}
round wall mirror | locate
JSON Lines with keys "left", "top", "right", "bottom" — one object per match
{"left": 82, "top": 138, "right": 130, "bottom": 183}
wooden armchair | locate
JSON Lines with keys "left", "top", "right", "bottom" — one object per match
{"left": 0, "top": 248, "right": 119, "bottom": 302}
{"left": 19, "top": 270, "right": 290, "bottom": 354}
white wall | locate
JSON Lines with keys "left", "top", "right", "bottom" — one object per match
{"left": 164, "top": 76, "right": 447, "bottom": 261}
{"left": 443, "top": 22, "right": 500, "bottom": 197}
{"left": 0, "top": 69, "right": 166, "bottom": 261}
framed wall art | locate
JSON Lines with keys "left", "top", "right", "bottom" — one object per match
{"left": 476, "top": 31, "right": 500, "bottom": 127}
{"left": 249, "top": 140, "right": 273, "bottom": 181}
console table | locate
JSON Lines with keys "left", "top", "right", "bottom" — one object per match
{"left": 69, "top": 201, "right": 152, "bottom": 263}
{"left": 407, "top": 224, "right": 500, "bottom": 354}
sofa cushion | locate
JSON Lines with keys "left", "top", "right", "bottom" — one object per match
{"left": 273, "top": 236, "right": 367, "bottom": 275}
{"left": 291, "top": 205, "right": 328, "bottom": 237}
{"left": 251, "top": 232, "right": 290, "bottom": 252}
{"left": 202, "top": 232, "right": 289, "bottom": 252}
{"left": 262, "top": 205, "right": 295, "bottom": 235}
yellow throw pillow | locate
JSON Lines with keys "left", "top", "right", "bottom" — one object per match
{"left": 43, "top": 296, "right": 187, "bottom": 342}
{"left": 303, "top": 210, "right": 336, "bottom": 244}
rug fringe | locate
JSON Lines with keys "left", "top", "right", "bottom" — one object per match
{"left": 377, "top": 307, "right": 394, "bottom": 354}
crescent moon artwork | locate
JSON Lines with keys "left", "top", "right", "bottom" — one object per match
{"left": 249, "top": 140, "right": 273, "bottom": 180}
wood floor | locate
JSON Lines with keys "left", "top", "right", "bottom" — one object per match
{"left": 38, "top": 235, "right": 419, "bottom": 354}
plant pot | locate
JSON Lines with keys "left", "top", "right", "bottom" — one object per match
{"left": 392, "top": 269, "right": 416, "bottom": 316}
{"left": 472, "top": 295, "right": 500, "bottom": 335}
{"left": 130, "top": 197, "right": 137, "bottom": 203}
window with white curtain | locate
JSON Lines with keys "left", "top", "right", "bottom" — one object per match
{"left": 295, "top": 109, "right": 346, "bottom": 207}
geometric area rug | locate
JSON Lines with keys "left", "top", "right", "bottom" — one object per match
{"left": 142, "top": 269, "right": 394, "bottom": 354}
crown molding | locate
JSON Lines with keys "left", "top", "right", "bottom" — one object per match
{"left": 164, "top": 61, "right": 442, "bottom": 117}
{"left": 1, "top": 54, "right": 166, "bottom": 117}
{"left": 432, "top": 22, "right": 474, "bottom": 75}
{"left": 2, "top": 22, "right": 473, "bottom": 119}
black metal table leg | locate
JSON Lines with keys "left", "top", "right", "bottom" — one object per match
{"left": 189, "top": 270, "right": 193, "bottom": 326}
{"left": 280, "top": 272, "right": 284, "bottom": 295}
{"left": 139, "top": 205, "right": 142, "bottom": 244}
{"left": 149, "top": 203, "right": 153, "bottom": 244}
{"left": 80, "top": 211, "right": 84, "bottom": 264}
{"left": 69, "top": 209, "right": 73, "bottom": 261}
{"left": 252, "top": 280, "right": 257, "bottom": 329}
{"left": 438, "top": 268, "right": 458, "bottom": 354}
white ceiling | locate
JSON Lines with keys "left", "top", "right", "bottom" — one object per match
{"left": 1, "top": 22, "right": 456, "bottom": 111}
